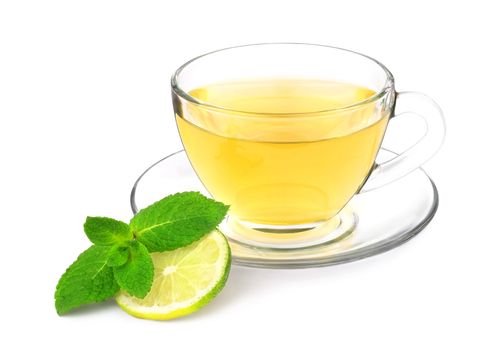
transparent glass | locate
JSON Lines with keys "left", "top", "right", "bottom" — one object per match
{"left": 170, "top": 43, "right": 445, "bottom": 249}
{"left": 130, "top": 149, "right": 439, "bottom": 268}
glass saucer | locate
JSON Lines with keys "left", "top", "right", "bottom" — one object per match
{"left": 131, "top": 149, "right": 438, "bottom": 269}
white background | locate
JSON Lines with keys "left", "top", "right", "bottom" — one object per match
{"left": 1, "top": 0, "right": 500, "bottom": 349}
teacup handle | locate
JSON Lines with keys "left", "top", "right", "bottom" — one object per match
{"left": 361, "top": 91, "right": 446, "bottom": 192}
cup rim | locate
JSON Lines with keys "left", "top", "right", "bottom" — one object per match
{"left": 171, "top": 43, "right": 395, "bottom": 116}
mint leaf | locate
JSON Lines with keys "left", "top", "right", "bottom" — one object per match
{"left": 131, "top": 192, "right": 229, "bottom": 252}
{"left": 84, "top": 217, "right": 132, "bottom": 245}
{"left": 106, "top": 244, "right": 130, "bottom": 267}
{"left": 55, "top": 245, "right": 119, "bottom": 315}
{"left": 113, "top": 241, "right": 153, "bottom": 298}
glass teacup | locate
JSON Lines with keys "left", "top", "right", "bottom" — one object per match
{"left": 172, "top": 43, "right": 445, "bottom": 248}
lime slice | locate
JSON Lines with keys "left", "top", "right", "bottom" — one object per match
{"left": 116, "top": 230, "right": 231, "bottom": 320}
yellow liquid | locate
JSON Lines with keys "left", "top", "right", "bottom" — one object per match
{"left": 176, "top": 79, "right": 389, "bottom": 225}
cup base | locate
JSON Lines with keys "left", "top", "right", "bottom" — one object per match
{"left": 220, "top": 211, "right": 356, "bottom": 249}
{"left": 131, "top": 149, "right": 439, "bottom": 269}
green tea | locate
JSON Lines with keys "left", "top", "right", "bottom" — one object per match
{"left": 176, "top": 79, "right": 389, "bottom": 225}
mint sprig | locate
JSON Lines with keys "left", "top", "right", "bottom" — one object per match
{"left": 55, "top": 192, "right": 229, "bottom": 315}
{"left": 132, "top": 192, "right": 229, "bottom": 252}
{"left": 112, "top": 240, "right": 153, "bottom": 298}
{"left": 84, "top": 217, "right": 132, "bottom": 245}
{"left": 55, "top": 245, "right": 119, "bottom": 315}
